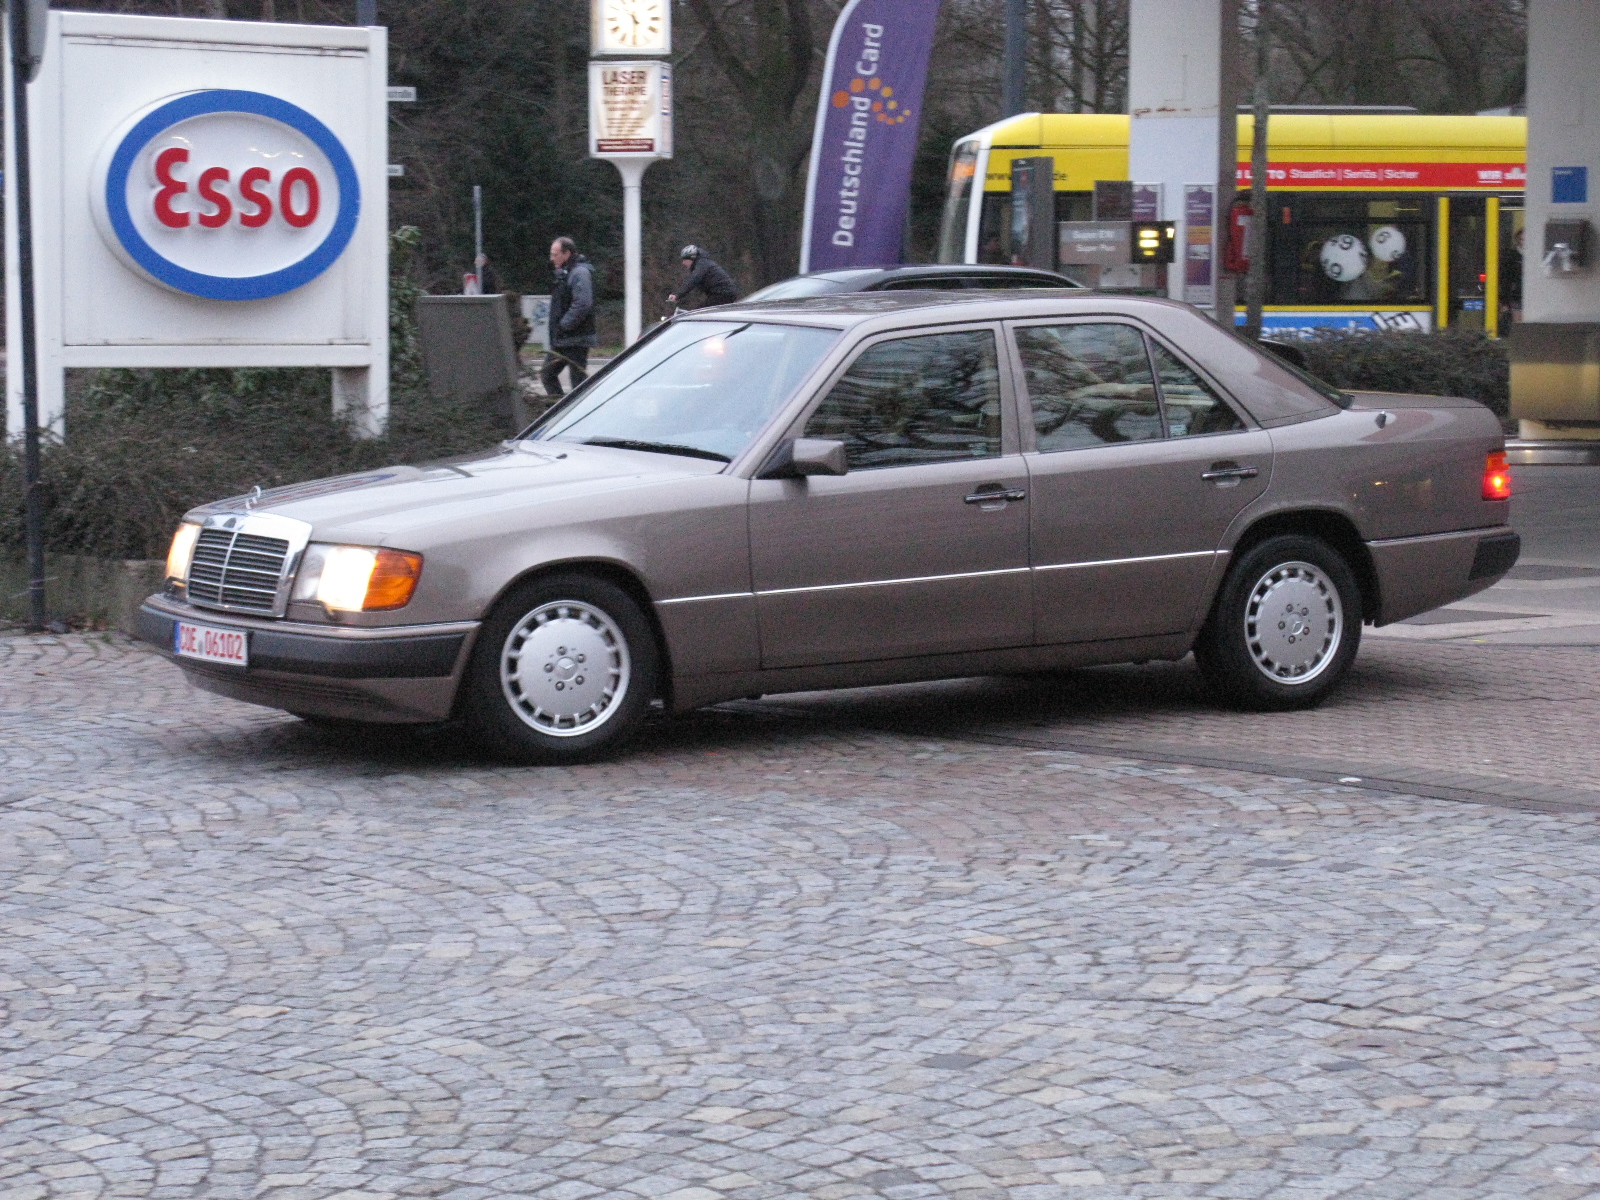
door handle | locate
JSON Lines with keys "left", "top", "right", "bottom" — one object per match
{"left": 1201, "top": 464, "right": 1260, "bottom": 482}
{"left": 964, "top": 486, "right": 1027, "bottom": 505}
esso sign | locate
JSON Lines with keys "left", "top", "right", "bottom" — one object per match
{"left": 93, "top": 90, "right": 360, "bottom": 301}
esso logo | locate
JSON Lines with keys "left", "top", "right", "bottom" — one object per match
{"left": 94, "top": 90, "right": 361, "bottom": 301}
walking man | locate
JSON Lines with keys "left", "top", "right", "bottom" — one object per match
{"left": 542, "top": 236, "right": 596, "bottom": 399}
{"left": 668, "top": 245, "right": 739, "bottom": 309}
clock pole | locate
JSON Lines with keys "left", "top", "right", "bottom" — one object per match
{"left": 590, "top": 0, "right": 670, "bottom": 346}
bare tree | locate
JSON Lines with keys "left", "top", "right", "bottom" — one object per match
{"left": 679, "top": 0, "right": 826, "bottom": 283}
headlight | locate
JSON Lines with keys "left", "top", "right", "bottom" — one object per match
{"left": 292, "top": 543, "right": 424, "bottom": 612}
{"left": 166, "top": 522, "right": 201, "bottom": 583}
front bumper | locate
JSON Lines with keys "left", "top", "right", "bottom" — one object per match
{"left": 136, "top": 595, "right": 480, "bottom": 723}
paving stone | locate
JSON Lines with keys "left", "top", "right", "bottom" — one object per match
{"left": 2, "top": 632, "right": 1599, "bottom": 1198}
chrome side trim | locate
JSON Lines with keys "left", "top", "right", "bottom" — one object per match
{"left": 758, "top": 566, "right": 1031, "bottom": 598}
{"left": 656, "top": 591, "right": 753, "bottom": 606}
{"left": 659, "top": 553, "right": 1225, "bottom": 606}
{"left": 1034, "top": 550, "right": 1219, "bottom": 573}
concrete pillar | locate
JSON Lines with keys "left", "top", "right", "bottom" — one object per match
{"left": 1513, "top": 0, "right": 1600, "bottom": 438}
{"left": 1127, "top": 0, "right": 1240, "bottom": 320}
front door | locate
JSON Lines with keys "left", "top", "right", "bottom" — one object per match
{"left": 1011, "top": 320, "right": 1271, "bottom": 645}
{"left": 749, "top": 326, "right": 1032, "bottom": 669}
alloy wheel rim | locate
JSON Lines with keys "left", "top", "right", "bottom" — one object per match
{"left": 1244, "top": 560, "right": 1344, "bottom": 685}
{"left": 500, "top": 601, "right": 630, "bottom": 737}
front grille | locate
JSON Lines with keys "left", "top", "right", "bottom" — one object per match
{"left": 187, "top": 528, "right": 290, "bottom": 612}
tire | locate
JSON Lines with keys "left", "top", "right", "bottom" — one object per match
{"left": 1194, "top": 534, "right": 1362, "bottom": 712}
{"left": 461, "top": 572, "right": 659, "bottom": 764}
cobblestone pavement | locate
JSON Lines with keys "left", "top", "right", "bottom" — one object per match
{"left": 749, "top": 638, "right": 1600, "bottom": 810}
{"left": 4, "top": 634, "right": 1600, "bottom": 1200}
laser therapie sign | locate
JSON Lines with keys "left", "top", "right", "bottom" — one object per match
{"left": 92, "top": 90, "right": 361, "bottom": 301}
{"left": 800, "top": 0, "right": 943, "bottom": 272}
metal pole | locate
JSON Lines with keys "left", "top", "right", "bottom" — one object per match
{"left": 356, "top": 0, "right": 376, "bottom": 25}
{"left": 1243, "top": 2, "right": 1270, "bottom": 342}
{"left": 472, "top": 184, "right": 483, "bottom": 277}
{"left": 616, "top": 159, "right": 645, "bottom": 345}
{"left": 10, "top": 0, "right": 45, "bottom": 631}
{"left": 1002, "top": 0, "right": 1027, "bottom": 117}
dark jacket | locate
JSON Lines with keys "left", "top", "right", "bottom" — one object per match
{"left": 676, "top": 256, "right": 739, "bottom": 307}
{"left": 550, "top": 256, "right": 597, "bottom": 348}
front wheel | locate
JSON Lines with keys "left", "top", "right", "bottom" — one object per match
{"left": 1194, "top": 535, "right": 1361, "bottom": 711}
{"left": 462, "top": 573, "right": 659, "bottom": 764}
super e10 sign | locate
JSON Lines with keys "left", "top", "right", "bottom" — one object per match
{"left": 92, "top": 90, "right": 361, "bottom": 302}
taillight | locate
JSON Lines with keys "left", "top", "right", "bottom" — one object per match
{"left": 1482, "top": 451, "right": 1512, "bottom": 501}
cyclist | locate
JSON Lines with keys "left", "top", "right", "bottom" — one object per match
{"left": 668, "top": 245, "right": 739, "bottom": 309}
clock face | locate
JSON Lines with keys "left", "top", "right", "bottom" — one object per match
{"left": 598, "top": 0, "right": 668, "bottom": 52}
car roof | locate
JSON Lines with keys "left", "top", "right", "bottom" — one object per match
{"left": 686, "top": 290, "right": 1202, "bottom": 332}
{"left": 805, "top": 264, "right": 1077, "bottom": 284}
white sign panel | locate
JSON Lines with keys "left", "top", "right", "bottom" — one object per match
{"left": 588, "top": 60, "right": 672, "bottom": 159}
{"left": 6, "top": 12, "right": 390, "bottom": 437}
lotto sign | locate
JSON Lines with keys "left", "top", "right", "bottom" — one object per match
{"left": 93, "top": 90, "right": 361, "bottom": 301}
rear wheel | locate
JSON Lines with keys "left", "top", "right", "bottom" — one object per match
{"left": 1194, "top": 534, "right": 1361, "bottom": 711}
{"left": 462, "top": 573, "right": 659, "bottom": 763}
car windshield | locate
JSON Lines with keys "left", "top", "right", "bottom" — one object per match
{"left": 745, "top": 271, "right": 878, "bottom": 301}
{"left": 532, "top": 321, "right": 840, "bottom": 462}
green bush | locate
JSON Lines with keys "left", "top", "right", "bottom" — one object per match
{"left": 0, "top": 228, "right": 510, "bottom": 562}
{"left": 1299, "top": 327, "right": 1510, "bottom": 419}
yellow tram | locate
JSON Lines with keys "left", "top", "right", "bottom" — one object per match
{"left": 937, "top": 111, "right": 1527, "bottom": 337}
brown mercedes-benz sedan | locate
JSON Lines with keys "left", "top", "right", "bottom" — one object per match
{"left": 138, "top": 292, "right": 1519, "bottom": 762}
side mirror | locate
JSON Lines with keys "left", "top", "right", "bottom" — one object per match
{"left": 757, "top": 437, "right": 848, "bottom": 480}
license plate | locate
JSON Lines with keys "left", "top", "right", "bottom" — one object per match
{"left": 173, "top": 620, "right": 249, "bottom": 668}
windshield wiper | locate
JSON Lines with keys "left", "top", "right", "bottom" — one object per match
{"left": 580, "top": 437, "right": 732, "bottom": 463}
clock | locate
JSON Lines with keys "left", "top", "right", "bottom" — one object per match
{"left": 592, "top": 0, "right": 670, "bottom": 56}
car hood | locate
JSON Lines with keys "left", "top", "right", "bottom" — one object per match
{"left": 187, "top": 441, "right": 728, "bottom": 544}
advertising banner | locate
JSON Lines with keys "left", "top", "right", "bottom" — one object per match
{"left": 588, "top": 60, "right": 672, "bottom": 158}
{"left": 1236, "top": 162, "right": 1526, "bottom": 191}
{"left": 800, "top": 0, "right": 943, "bottom": 272}
{"left": 1184, "top": 184, "right": 1215, "bottom": 307}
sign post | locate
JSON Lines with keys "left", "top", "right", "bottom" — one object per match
{"left": 589, "top": 1, "right": 671, "bottom": 347}
{"left": 7, "top": 0, "right": 47, "bottom": 630}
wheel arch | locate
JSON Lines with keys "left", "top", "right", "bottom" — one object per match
{"left": 1228, "top": 509, "right": 1380, "bottom": 622}
{"left": 480, "top": 557, "right": 676, "bottom": 707}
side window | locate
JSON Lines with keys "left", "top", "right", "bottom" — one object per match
{"left": 1014, "top": 323, "right": 1162, "bottom": 451}
{"left": 804, "top": 330, "right": 1002, "bottom": 470}
{"left": 1150, "top": 341, "right": 1246, "bottom": 437}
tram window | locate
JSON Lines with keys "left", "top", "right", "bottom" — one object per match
{"left": 1267, "top": 194, "right": 1432, "bottom": 306}
{"left": 937, "top": 141, "right": 981, "bottom": 264}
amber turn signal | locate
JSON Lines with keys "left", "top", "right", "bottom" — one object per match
{"left": 362, "top": 549, "right": 425, "bottom": 611}
{"left": 1482, "top": 450, "right": 1512, "bottom": 501}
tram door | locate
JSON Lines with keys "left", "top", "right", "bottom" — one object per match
{"left": 1447, "top": 196, "right": 1489, "bottom": 330}
{"left": 1441, "top": 194, "right": 1522, "bottom": 336}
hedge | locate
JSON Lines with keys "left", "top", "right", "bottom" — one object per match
{"left": 1299, "top": 327, "right": 1509, "bottom": 420}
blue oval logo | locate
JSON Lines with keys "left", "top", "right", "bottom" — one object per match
{"left": 101, "top": 90, "right": 361, "bottom": 302}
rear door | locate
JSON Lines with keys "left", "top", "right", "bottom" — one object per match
{"left": 1010, "top": 319, "right": 1271, "bottom": 644}
{"left": 749, "top": 325, "right": 1032, "bottom": 668}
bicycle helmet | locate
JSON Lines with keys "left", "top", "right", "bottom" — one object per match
{"left": 679, "top": 244, "right": 701, "bottom": 261}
